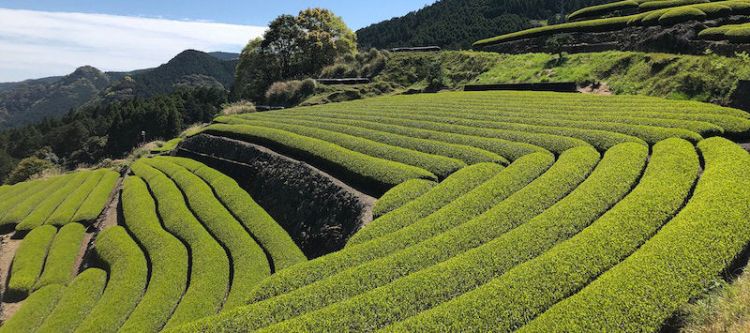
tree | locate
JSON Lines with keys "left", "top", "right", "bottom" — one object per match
{"left": 5, "top": 156, "right": 55, "bottom": 184}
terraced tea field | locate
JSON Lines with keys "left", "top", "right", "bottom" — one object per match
{"left": 1, "top": 90, "right": 750, "bottom": 332}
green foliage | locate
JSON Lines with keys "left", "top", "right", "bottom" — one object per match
{"left": 521, "top": 137, "right": 750, "bottom": 332}
{"left": 119, "top": 176, "right": 188, "bottom": 333}
{"left": 201, "top": 123, "right": 437, "bottom": 195}
{"left": 35, "top": 223, "right": 86, "bottom": 289}
{"left": 264, "top": 79, "right": 317, "bottom": 107}
{"left": 0, "top": 284, "right": 65, "bottom": 333}
{"left": 7, "top": 225, "right": 57, "bottom": 298}
{"left": 5, "top": 156, "right": 55, "bottom": 184}
{"left": 319, "top": 48, "right": 389, "bottom": 79}
{"left": 130, "top": 161, "right": 228, "bottom": 327}
{"left": 1, "top": 176, "right": 65, "bottom": 226}
{"left": 352, "top": 163, "right": 503, "bottom": 245}
{"left": 16, "top": 172, "right": 89, "bottom": 231}
{"left": 71, "top": 170, "right": 119, "bottom": 224}
{"left": 658, "top": 7, "right": 707, "bottom": 25}
{"left": 371, "top": 179, "right": 436, "bottom": 218}
{"left": 568, "top": 0, "right": 640, "bottom": 21}
{"left": 36, "top": 269, "right": 107, "bottom": 333}
{"left": 143, "top": 158, "right": 271, "bottom": 310}
{"left": 391, "top": 138, "right": 699, "bottom": 332}
{"left": 164, "top": 157, "right": 306, "bottom": 271}
{"left": 76, "top": 226, "right": 147, "bottom": 333}
{"left": 46, "top": 171, "right": 106, "bottom": 226}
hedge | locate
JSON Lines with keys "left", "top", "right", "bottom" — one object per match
{"left": 172, "top": 152, "right": 555, "bottom": 332}
{"left": 46, "top": 171, "right": 106, "bottom": 226}
{"left": 371, "top": 179, "right": 436, "bottom": 218}
{"left": 202, "top": 124, "right": 436, "bottom": 196}
{"left": 0, "top": 284, "right": 65, "bottom": 333}
{"left": 0, "top": 176, "right": 68, "bottom": 226}
{"left": 640, "top": 0, "right": 710, "bottom": 11}
{"left": 131, "top": 161, "right": 229, "bottom": 327}
{"left": 36, "top": 269, "right": 107, "bottom": 333}
{"left": 0, "top": 180, "right": 45, "bottom": 222}
{"left": 16, "top": 172, "right": 89, "bottom": 231}
{"left": 520, "top": 137, "right": 750, "bottom": 332}
{"left": 568, "top": 0, "right": 640, "bottom": 21}
{"left": 71, "top": 170, "right": 119, "bottom": 224}
{"left": 388, "top": 138, "right": 699, "bottom": 332}
{"left": 214, "top": 118, "right": 466, "bottom": 179}
{"left": 266, "top": 143, "right": 648, "bottom": 332}
{"left": 473, "top": 15, "right": 632, "bottom": 47}
{"left": 35, "top": 223, "right": 86, "bottom": 289}
{"left": 724, "top": 24, "right": 750, "bottom": 43}
{"left": 658, "top": 7, "right": 708, "bottom": 25}
{"left": 350, "top": 163, "right": 504, "bottom": 245}
{"left": 164, "top": 156, "right": 306, "bottom": 271}
{"left": 119, "top": 176, "right": 189, "bottom": 333}
{"left": 7, "top": 225, "right": 57, "bottom": 299}
{"left": 75, "top": 226, "right": 147, "bottom": 333}
{"left": 218, "top": 115, "right": 507, "bottom": 166}
{"left": 244, "top": 146, "right": 600, "bottom": 332}
{"left": 143, "top": 158, "right": 271, "bottom": 310}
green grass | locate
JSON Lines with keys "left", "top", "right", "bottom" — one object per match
{"left": 371, "top": 179, "right": 436, "bottom": 218}
{"left": 7, "top": 225, "right": 57, "bottom": 298}
{"left": 35, "top": 223, "right": 86, "bottom": 289}
{"left": 119, "top": 176, "right": 189, "bottom": 333}
{"left": 75, "top": 226, "right": 147, "bottom": 333}
{"left": 521, "top": 137, "right": 750, "bottom": 332}
{"left": 71, "top": 170, "right": 119, "bottom": 224}
{"left": 0, "top": 284, "right": 65, "bottom": 333}
{"left": 36, "top": 269, "right": 107, "bottom": 333}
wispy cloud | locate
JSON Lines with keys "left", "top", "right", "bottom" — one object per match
{"left": 0, "top": 8, "right": 266, "bottom": 82}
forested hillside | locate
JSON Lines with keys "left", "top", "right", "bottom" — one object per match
{"left": 356, "top": 0, "right": 613, "bottom": 49}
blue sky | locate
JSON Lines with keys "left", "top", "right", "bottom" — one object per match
{"left": 0, "top": 1, "right": 434, "bottom": 82}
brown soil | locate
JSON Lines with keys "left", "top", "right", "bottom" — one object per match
{"left": 579, "top": 82, "right": 612, "bottom": 96}
{"left": 0, "top": 232, "right": 22, "bottom": 322}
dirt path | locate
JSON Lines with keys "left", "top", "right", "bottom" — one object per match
{"left": 0, "top": 232, "right": 23, "bottom": 322}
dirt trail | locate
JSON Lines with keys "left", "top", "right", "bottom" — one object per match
{"left": 0, "top": 232, "right": 23, "bottom": 322}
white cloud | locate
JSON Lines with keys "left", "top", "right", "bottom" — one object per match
{"left": 0, "top": 8, "right": 266, "bottom": 82}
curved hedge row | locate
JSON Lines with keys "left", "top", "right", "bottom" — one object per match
{"left": 351, "top": 163, "right": 503, "bottom": 245}
{"left": 71, "top": 170, "right": 119, "bottom": 224}
{"left": 0, "top": 284, "right": 65, "bottom": 333}
{"left": 388, "top": 138, "right": 699, "bottom": 332}
{"left": 371, "top": 179, "right": 436, "bottom": 218}
{"left": 35, "top": 223, "right": 86, "bottom": 289}
{"left": 521, "top": 137, "right": 750, "bottom": 332}
{"left": 131, "top": 161, "right": 229, "bottom": 327}
{"left": 75, "top": 226, "right": 147, "bottom": 333}
{"left": 16, "top": 172, "right": 89, "bottom": 231}
{"left": 166, "top": 156, "right": 306, "bottom": 271}
{"left": 46, "top": 171, "right": 106, "bottom": 226}
{"left": 266, "top": 143, "right": 648, "bottom": 332}
{"left": 172, "top": 152, "right": 555, "bottom": 332}
{"left": 0, "top": 176, "right": 68, "bottom": 226}
{"left": 143, "top": 158, "right": 271, "bottom": 310}
{"left": 248, "top": 146, "right": 600, "bottom": 332}
{"left": 119, "top": 176, "right": 188, "bottom": 333}
{"left": 202, "top": 124, "right": 436, "bottom": 196}
{"left": 7, "top": 225, "right": 57, "bottom": 299}
{"left": 36, "top": 269, "right": 107, "bottom": 333}
{"left": 699, "top": 22, "right": 750, "bottom": 42}
{"left": 568, "top": 0, "right": 642, "bottom": 21}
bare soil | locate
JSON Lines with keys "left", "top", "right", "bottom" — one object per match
{"left": 0, "top": 232, "right": 22, "bottom": 322}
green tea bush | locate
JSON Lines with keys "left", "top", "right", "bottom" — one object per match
{"left": 725, "top": 24, "right": 750, "bottom": 43}
{"left": 71, "top": 170, "right": 119, "bottom": 224}
{"left": 35, "top": 223, "right": 86, "bottom": 288}
{"left": 166, "top": 156, "right": 306, "bottom": 271}
{"left": 7, "top": 225, "right": 57, "bottom": 298}
{"left": 174, "top": 152, "right": 554, "bottom": 332}
{"left": 46, "top": 171, "right": 105, "bottom": 226}
{"left": 521, "top": 137, "right": 750, "bottom": 332}
{"left": 389, "top": 138, "right": 699, "bottom": 332}
{"left": 75, "top": 226, "right": 147, "bottom": 333}
{"left": 351, "top": 163, "right": 503, "bottom": 245}
{"left": 144, "top": 158, "right": 270, "bottom": 309}
{"left": 130, "top": 161, "right": 229, "bottom": 327}
{"left": 16, "top": 172, "right": 89, "bottom": 231}
{"left": 658, "top": 7, "right": 707, "bottom": 25}
{"left": 0, "top": 181, "right": 44, "bottom": 222}
{"left": 119, "top": 176, "right": 188, "bottom": 333}
{"left": 568, "top": 0, "right": 640, "bottom": 21}
{"left": 268, "top": 143, "right": 647, "bottom": 332}
{"left": 371, "top": 179, "right": 436, "bottom": 218}
{"left": 202, "top": 124, "right": 436, "bottom": 195}
{"left": 0, "top": 284, "right": 65, "bottom": 333}
{"left": 641, "top": 0, "right": 709, "bottom": 11}
{"left": 0, "top": 176, "right": 67, "bottom": 226}
{"left": 36, "top": 269, "right": 107, "bottom": 333}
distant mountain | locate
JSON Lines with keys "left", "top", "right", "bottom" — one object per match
{"left": 0, "top": 50, "right": 238, "bottom": 129}
{"left": 356, "top": 0, "right": 612, "bottom": 50}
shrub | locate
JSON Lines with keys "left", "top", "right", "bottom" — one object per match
{"left": 5, "top": 156, "right": 55, "bottom": 184}
{"left": 371, "top": 179, "right": 436, "bottom": 218}
{"left": 658, "top": 7, "right": 707, "bottom": 25}
{"left": 75, "top": 226, "right": 147, "bottom": 333}
{"left": 16, "top": 172, "right": 90, "bottom": 231}
{"left": 71, "top": 170, "right": 119, "bottom": 224}
{"left": 0, "top": 180, "right": 47, "bottom": 222}
{"left": 164, "top": 157, "right": 306, "bottom": 271}
{"left": 0, "top": 176, "right": 68, "bottom": 226}
{"left": 143, "top": 158, "right": 271, "bottom": 310}
{"left": 7, "top": 225, "right": 57, "bottom": 299}
{"left": 567, "top": 0, "right": 640, "bottom": 21}
{"left": 35, "top": 223, "right": 86, "bottom": 289}
{"left": 46, "top": 171, "right": 106, "bottom": 226}
{"left": 641, "top": 0, "right": 709, "bottom": 11}
{"left": 36, "top": 269, "right": 107, "bottom": 333}
{"left": 0, "top": 284, "right": 65, "bottom": 333}
{"left": 389, "top": 138, "right": 699, "bottom": 332}
{"left": 264, "top": 79, "right": 317, "bottom": 107}
{"left": 130, "top": 161, "right": 228, "bottom": 327}
{"left": 520, "top": 137, "right": 750, "bottom": 332}
{"left": 220, "top": 100, "right": 256, "bottom": 115}
{"left": 119, "top": 176, "right": 188, "bottom": 333}
{"left": 201, "top": 124, "right": 437, "bottom": 196}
